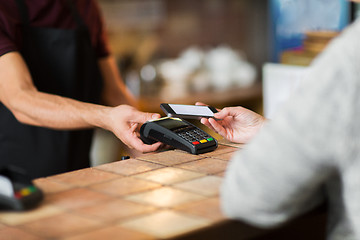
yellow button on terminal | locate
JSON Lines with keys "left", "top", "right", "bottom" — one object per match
{"left": 20, "top": 188, "right": 31, "bottom": 197}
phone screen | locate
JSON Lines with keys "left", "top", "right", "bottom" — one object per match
{"left": 168, "top": 104, "right": 215, "bottom": 117}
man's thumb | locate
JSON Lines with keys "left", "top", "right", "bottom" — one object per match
{"left": 135, "top": 112, "right": 161, "bottom": 124}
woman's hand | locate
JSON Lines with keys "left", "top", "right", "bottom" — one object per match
{"left": 196, "top": 102, "right": 266, "bottom": 143}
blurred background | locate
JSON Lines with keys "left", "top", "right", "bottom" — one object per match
{"left": 98, "top": 0, "right": 268, "bottom": 113}
{"left": 92, "top": 0, "right": 360, "bottom": 163}
{"left": 97, "top": 0, "right": 359, "bottom": 114}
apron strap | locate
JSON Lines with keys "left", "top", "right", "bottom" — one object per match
{"left": 65, "top": 0, "right": 87, "bottom": 28}
{"left": 14, "top": 0, "right": 86, "bottom": 28}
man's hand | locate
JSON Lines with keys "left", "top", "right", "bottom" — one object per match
{"left": 107, "top": 105, "right": 162, "bottom": 152}
{"left": 0, "top": 52, "right": 162, "bottom": 153}
{"left": 196, "top": 102, "right": 265, "bottom": 143}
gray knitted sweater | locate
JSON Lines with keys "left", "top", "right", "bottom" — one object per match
{"left": 221, "top": 19, "right": 360, "bottom": 240}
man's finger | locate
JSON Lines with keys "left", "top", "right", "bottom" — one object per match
{"left": 132, "top": 112, "right": 161, "bottom": 124}
{"left": 133, "top": 138, "right": 162, "bottom": 152}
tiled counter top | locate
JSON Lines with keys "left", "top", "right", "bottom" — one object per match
{"left": 0, "top": 140, "right": 248, "bottom": 240}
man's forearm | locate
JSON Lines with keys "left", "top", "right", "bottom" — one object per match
{"left": 0, "top": 52, "right": 161, "bottom": 152}
{"left": 0, "top": 52, "right": 112, "bottom": 131}
{"left": 10, "top": 88, "right": 112, "bottom": 130}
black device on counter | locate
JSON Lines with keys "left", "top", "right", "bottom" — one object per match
{"left": 140, "top": 117, "right": 217, "bottom": 154}
{"left": 0, "top": 166, "right": 44, "bottom": 211}
{"left": 160, "top": 103, "right": 218, "bottom": 119}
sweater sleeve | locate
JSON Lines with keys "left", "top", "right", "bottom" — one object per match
{"left": 0, "top": 4, "right": 19, "bottom": 57}
{"left": 220, "top": 20, "right": 360, "bottom": 228}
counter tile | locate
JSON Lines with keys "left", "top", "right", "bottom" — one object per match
{"left": 33, "top": 177, "right": 73, "bottom": 194}
{"left": 175, "top": 158, "right": 228, "bottom": 175}
{"left": 95, "top": 159, "right": 164, "bottom": 176}
{"left": 174, "top": 176, "right": 223, "bottom": 197}
{"left": 0, "top": 205, "right": 62, "bottom": 226}
{"left": 20, "top": 212, "right": 103, "bottom": 239}
{"left": 73, "top": 199, "right": 156, "bottom": 223}
{"left": 0, "top": 145, "right": 241, "bottom": 240}
{"left": 137, "top": 151, "right": 204, "bottom": 166}
{"left": 0, "top": 226, "right": 43, "bottom": 240}
{"left": 210, "top": 151, "right": 237, "bottom": 161}
{"left": 124, "top": 187, "right": 205, "bottom": 208}
{"left": 45, "top": 188, "right": 113, "bottom": 210}
{"left": 175, "top": 197, "right": 224, "bottom": 222}
{"left": 134, "top": 167, "right": 204, "bottom": 185}
{"left": 47, "top": 168, "right": 120, "bottom": 187}
{"left": 215, "top": 171, "right": 226, "bottom": 177}
{"left": 64, "top": 225, "right": 154, "bottom": 240}
{"left": 120, "top": 210, "right": 210, "bottom": 239}
{"left": 89, "top": 177, "right": 161, "bottom": 197}
{"left": 198, "top": 144, "right": 238, "bottom": 157}
{"left": 217, "top": 139, "right": 245, "bottom": 148}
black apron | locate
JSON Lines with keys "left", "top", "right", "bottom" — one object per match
{"left": 0, "top": 0, "right": 103, "bottom": 178}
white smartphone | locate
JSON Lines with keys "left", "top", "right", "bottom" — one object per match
{"left": 160, "top": 103, "right": 218, "bottom": 119}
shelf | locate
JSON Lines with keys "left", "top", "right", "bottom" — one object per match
{"left": 138, "top": 82, "right": 262, "bottom": 113}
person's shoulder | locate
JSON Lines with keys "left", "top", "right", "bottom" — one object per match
{"left": 0, "top": 1, "right": 18, "bottom": 19}
{"left": 0, "top": 1, "right": 21, "bottom": 56}
{"left": 350, "top": 18, "right": 360, "bottom": 30}
{"left": 336, "top": 19, "right": 360, "bottom": 41}
{"left": 74, "top": 0, "right": 102, "bottom": 19}
{"left": 0, "top": 1, "right": 16, "bottom": 10}
{"left": 75, "top": 0, "right": 99, "bottom": 9}
{"left": 312, "top": 19, "right": 360, "bottom": 63}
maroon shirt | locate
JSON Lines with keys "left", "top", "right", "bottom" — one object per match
{"left": 0, "top": 0, "right": 110, "bottom": 57}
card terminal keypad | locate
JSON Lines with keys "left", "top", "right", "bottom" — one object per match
{"left": 175, "top": 126, "right": 214, "bottom": 145}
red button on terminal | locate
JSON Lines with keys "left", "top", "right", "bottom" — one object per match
{"left": 14, "top": 192, "right": 22, "bottom": 199}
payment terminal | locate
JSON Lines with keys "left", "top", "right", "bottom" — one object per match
{"left": 0, "top": 166, "right": 44, "bottom": 211}
{"left": 140, "top": 117, "right": 217, "bottom": 154}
